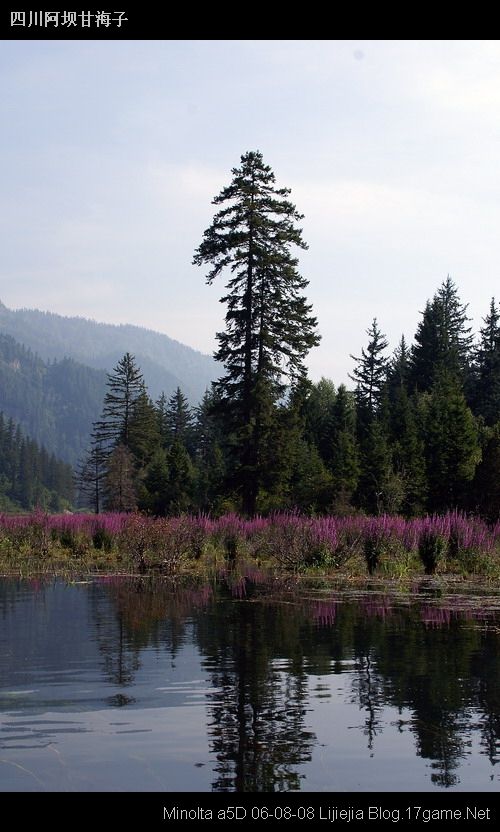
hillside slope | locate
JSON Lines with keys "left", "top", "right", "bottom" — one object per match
{"left": 0, "top": 301, "right": 219, "bottom": 403}
{"left": 0, "top": 333, "right": 107, "bottom": 465}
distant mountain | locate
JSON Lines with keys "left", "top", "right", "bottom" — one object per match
{"left": 0, "top": 332, "right": 107, "bottom": 466}
{"left": 0, "top": 300, "right": 220, "bottom": 403}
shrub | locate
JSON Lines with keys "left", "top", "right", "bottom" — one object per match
{"left": 418, "top": 529, "right": 447, "bottom": 575}
{"left": 92, "top": 526, "right": 114, "bottom": 553}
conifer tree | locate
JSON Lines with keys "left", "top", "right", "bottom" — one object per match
{"left": 82, "top": 353, "right": 145, "bottom": 511}
{"left": 194, "top": 150, "right": 320, "bottom": 514}
{"left": 409, "top": 277, "right": 473, "bottom": 392}
{"left": 128, "top": 389, "right": 161, "bottom": 467}
{"left": 329, "top": 384, "right": 360, "bottom": 509}
{"left": 193, "top": 389, "right": 227, "bottom": 513}
{"left": 75, "top": 428, "right": 107, "bottom": 513}
{"left": 155, "top": 392, "right": 170, "bottom": 448}
{"left": 471, "top": 422, "right": 500, "bottom": 521}
{"left": 350, "top": 319, "right": 389, "bottom": 420}
{"left": 419, "top": 373, "right": 480, "bottom": 512}
{"left": 165, "top": 440, "right": 195, "bottom": 514}
{"left": 142, "top": 448, "right": 170, "bottom": 516}
{"left": 104, "top": 444, "right": 137, "bottom": 512}
{"left": 302, "top": 378, "right": 336, "bottom": 464}
{"left": 355, "top": 420, "right": 401, "bottom": 515}
{"left": 386, "top": 337, "right": 427, "bottom": 515}
{"left": 95, "top": 353, "right": 145, "bottom": 450}
{"left": 165, "top": 387, "right": 194, "bottom": 452}
{"left": 473, "top": 298, "right": 500, "bottom": 425}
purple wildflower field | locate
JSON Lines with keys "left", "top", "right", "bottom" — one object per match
{"left": 0, "top": 508, "right": 499, "bottom": 575}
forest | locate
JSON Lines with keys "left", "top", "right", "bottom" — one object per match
{"left": 0, "top": 411, "right": 74, "bottom": 512}
{"left": 76, "top": 152, "right": 500, "bottom": 522}
{"left": 75, "top": 276, "right": 499, "bottom": 523}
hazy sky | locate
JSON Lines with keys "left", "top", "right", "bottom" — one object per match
{"left": 1, "top": 40, "right": 499, "bottom": 384}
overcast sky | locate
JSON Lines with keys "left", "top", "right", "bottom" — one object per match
{"left": 1, "top": 40, "right": 499, "bottom": 384}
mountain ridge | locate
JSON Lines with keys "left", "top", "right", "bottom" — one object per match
{"left": 0, "top": 301, "right": 220, "bottom": 403}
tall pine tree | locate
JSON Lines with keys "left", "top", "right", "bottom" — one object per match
{"left": 193, "top": 150, "right": 320, "bottom": 514}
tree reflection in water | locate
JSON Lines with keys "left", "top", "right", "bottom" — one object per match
{"left": 196, "top": 598, "right": 315, "bottom": 791}
{"left": 93, "top": 576, "right": 500, "bottom": 790}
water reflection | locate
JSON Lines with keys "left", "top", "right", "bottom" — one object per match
{"left": 0, "top": 576, "right": 499, "bottom": 791}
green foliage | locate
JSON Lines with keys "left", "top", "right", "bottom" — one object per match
{"left": 128, "top": 390, "right": 162, "bottom": 467}
{"left": 92, "top": 526, "right": 114, "bottom": 552}
{"left": 386, "top": 369, "right": 427, "bottom": 516}
{"left": 355, "top": 420, "right": 400, "bottom": 515}
{"left": 140, "top": 448, "right": 170, "bottom": 515}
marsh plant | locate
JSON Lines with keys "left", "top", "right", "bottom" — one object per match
{"left": 0, "top": 509, "right": 498, "bottom": 578}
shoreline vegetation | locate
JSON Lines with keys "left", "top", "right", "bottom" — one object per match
{"left": 1, "top": 509, "right": 499, "bottom": 582}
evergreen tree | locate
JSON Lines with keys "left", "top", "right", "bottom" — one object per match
{"left": 350, "top": 319, "right": 389, "bottom": 421}
{"left": 75, "top": 428, "right": 107, "bottom": 514}
{"left": 95, "top": 353, "right": 144, "bottom": 450}
{"left": 409, "top": 277, "right": 473, "bottom": 392}
{"left": 128, "top": 389, "right": 161, "bottom": 467}
{"left": 165, "top": 387, "right": 194, "bottom": 452}
{"left": 80, "top": 353, "right": 146, "bottom": 512}
{"left": 104, "top": 444, "right": 137, "bottom": 512}
{"left": 287, "top": 438, "right": 333, "bottom": 513}
{"left": 389, "top": 387, "right": 427, "bottom": 515}
{"left": 329, "top": 385, "right": 360, "bottom": 510}
{"left": 302, "top": 378, "right": 336, "bottom": 464}
{"left": 0, "top": 410, "right": 73, "bottom": 511}
{"left": 387, "top": 336, "right": 410, "bottom": 394}
{"left": 355, "top": 420, "right": 402, "bottom": 515}
{"left": 419, "top": 373, "right": 480, "bottom": 512}
{"left": 193, "top": 389, "right": 227, "bottom": 513}
{"left": 142, "top": 448, "right": 170, "bottom": 516}
{"left": 155, "top": 392, "right": 170, "bottom": 448}
{"left": 471, "top": 422, "right": 500, "bottom": 521}
{"left": 386, "top": 338, "right": 427, "bottom": 515}
{"left": 165, "top": 440, "right": 195, "bottom": 514}
{"left": 193, "top": 150, "right": 320, "bottom": 514}
{"left": 473, "top": 298, "right": 500, "bottom": 425}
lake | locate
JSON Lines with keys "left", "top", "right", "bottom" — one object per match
{"left": 0, "top": 575, "right": 499, "bottom": 792}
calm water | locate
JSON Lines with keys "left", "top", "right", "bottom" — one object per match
{"left": 0, "top": 576, "right": 499, "bottom": 792}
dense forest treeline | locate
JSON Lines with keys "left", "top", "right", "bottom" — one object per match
{"left": 78, "top": 276, "right": 500, "bottom": 521}
{"left": 0, "top": 411, "right": 74, "bottom": 512}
